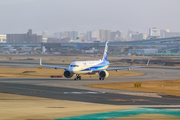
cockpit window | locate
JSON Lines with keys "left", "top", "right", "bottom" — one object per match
{"left": 70, "top": 65, "right": 79, "bottom": 67}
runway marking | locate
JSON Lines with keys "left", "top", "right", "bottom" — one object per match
{"left": 131, "top": 99, "right": 149, "bottom": 101}
{"left": 63, "top": 92, "right": 105, "bottom": 94}
{"left": 108, "top": 99, "right": 128, "bottom": 101}
{"left": 108, "top": 99, "right": 149, "bottom": 102}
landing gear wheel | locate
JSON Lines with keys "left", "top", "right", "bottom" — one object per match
{"left": 74, "top": 75, "right": 81, "bottom": 81}
{"left": 99, "top": 77, "right": 101, "bottom": 80}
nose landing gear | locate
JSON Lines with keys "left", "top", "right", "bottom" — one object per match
{"left": 74, "top": 74, "right": 81, "bottom": 80}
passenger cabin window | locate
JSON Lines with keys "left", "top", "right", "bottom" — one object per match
{"left": 70, "top": 65, "right": 79, "bottom": 67}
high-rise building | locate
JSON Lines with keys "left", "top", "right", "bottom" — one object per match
{"left": 127, "top": 30, "right": 136, "bottom": 40}
{"left": 139, "top": 33, "right": 148, "bottom": 40}
{"left": 0, "top": 35, "right": 6, "bottom": 43}
{"left": 149, "top": 28, "right": 160, "bottom": 38}
{"left": 91, "top": 30, "right": 100, "bottom": 41}
{"left": 99, "top": 30, "right": 106, "bottom": 42}
{"left": 99, "top": 29, "right": 111, "bottom": 42}
{"left": 6, "top": 29, "right": 42, "bottom": 43}
{"left": 72, "top": 31, "right": 79, "bottom": 40}
{"left": 80, "top": 33, "right": 86, "bottom": 40}
{"left": 105, "top": 30, "right": 111, "bottom": 41}
{"left": 111, "top": 31, "right": 124, "bottom": 41}
{"left": 86, "top": 31, "right": 92, "bottom": 41}
{"left": 132, "top": 33, "right": 147, "bottom": 41}
{"left": 54, "top": 32, "right": 61, "bottom": 39}
{"left": 87, "top": 30, "right": 100, "bottom": 41}
{"left": 132, "top": 34, "right": 139, "bottom": 41}
{"left": 165, "top": 32, "right": 180, "bottom": 38}
{"left": 66, "top": 31, "right": 80, "bottom": 40}
{"left": 160, "top": 29, "right": 180, "bottom": 38}
{"left": 59, "top": 31, "right": 69, "bottom": 39}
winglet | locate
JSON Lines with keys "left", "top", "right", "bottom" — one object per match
{"left": 146, "top": 59, "right": 150, "bottom": 66}
{"left": 40, "top": 58, "right": 42, "bottom": 66}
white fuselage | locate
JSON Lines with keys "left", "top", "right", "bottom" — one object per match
{"left": 69, "top": 60, "right": 109, "bottom": 74}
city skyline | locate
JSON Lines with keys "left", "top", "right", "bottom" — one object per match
{"left": 2, "top": 27, "right": 180, "bottom": 44}
{"left": 0, "top": 0, "right": 179, "bottom": 34}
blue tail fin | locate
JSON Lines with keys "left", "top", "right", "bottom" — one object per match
{"left": 102, "top": 42, "right": 108, "bottom": 61}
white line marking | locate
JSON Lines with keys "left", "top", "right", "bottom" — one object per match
{"left": 63, "top": 92, "right": 105, "bottom": 94}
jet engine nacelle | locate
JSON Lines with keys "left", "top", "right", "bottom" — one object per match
{"left": 99, "top": 70, "right": 109, "bottom": 79}
{"left": 63, "top": 70, "right": 73, "bottom": 78}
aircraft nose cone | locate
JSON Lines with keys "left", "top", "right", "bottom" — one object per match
{"left": 72, "top": 68, "right": 78, "bottom": 72}
{"left": 69, "top": 67, "right": 78, "bottom": 72}
{"left": 69, "top": 68, "right": 74, "bottom": 72}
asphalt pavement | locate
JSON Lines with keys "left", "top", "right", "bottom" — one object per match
{"left": 0, "top": 82, "right": 180, "bottom": 105}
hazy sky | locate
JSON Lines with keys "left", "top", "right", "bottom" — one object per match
{"left": 0, "top": 0, "right": 179, "bottom": 34}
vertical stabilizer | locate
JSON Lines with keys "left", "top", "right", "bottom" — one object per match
{"left": 102, "top": 42, "right": 108, "bottom": 61}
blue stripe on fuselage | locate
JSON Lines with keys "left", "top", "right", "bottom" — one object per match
{"left": 81, "top": 61, "right": 109, "bottom": 71}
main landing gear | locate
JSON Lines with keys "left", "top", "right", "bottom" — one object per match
{"left": 74, "top": 74, "right": 81, "bottom": 80}
{"left": 99, "top": 77, "right": 104, "bottom": 80}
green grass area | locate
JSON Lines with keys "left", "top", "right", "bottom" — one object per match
{"left": 57, "top": 108, "right": 180, "bottom": 120}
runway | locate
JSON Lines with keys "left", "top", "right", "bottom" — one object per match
{"left": 0, "top": 82, "right": 180, "bottom": 105}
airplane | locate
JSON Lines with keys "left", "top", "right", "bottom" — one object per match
{"left": 40, "top": 42, "right": 144, "bottom": 80}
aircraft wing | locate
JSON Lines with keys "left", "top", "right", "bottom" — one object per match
{"left": 40, "top": 58, "right": 68, "bottom": 70}
{"left": 105, "top": 59, "right": 149, "bottom": 71}
{"left": 92, "top": 66, "right": 143, "bottom": 72}
{"left": 106, "top": 66, "right": 143, "bottom": 71}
